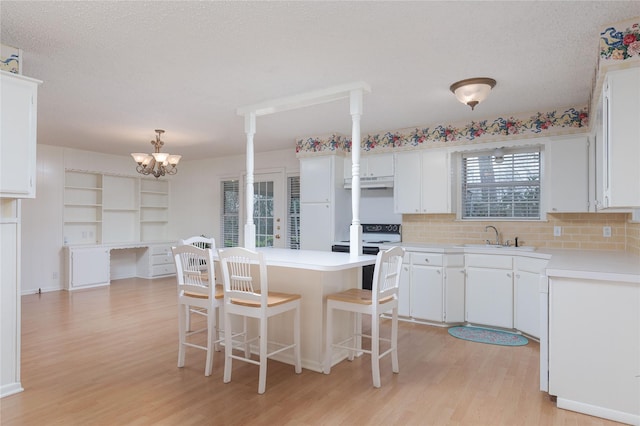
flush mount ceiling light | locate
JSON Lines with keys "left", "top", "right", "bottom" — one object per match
{"left": 449, "top": 77, "right": 497, "bottom": 110}
{"left": 493, "top": 147, "right": 505, "bottom": 163}
{"left": 131, "top": 129, "right": 182, "bottom": 178}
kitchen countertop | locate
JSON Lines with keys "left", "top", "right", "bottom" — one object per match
{"left": 251, "top": 247, "right": 377, "bottom": 272}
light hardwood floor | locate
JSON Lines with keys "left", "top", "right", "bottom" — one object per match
{"left": 2, "top": 277, "right": 622, "bottom": 425}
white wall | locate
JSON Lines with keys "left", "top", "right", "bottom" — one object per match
{"left": 21, "top": 144, "right": 300, "bottom": 294}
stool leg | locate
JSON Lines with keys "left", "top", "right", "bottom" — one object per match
{"left": 391, "top": 306, "right": 399, "bottom": 374}
{"left": 294, "top": 303, "right": 302, "bottom": 374}
{"left": 371, "top": 312, "right": 381, "bottom": 388}
{"left": 223, "top": 311, "right": 233, "bottom": 384}
{"left": 205, "top": 305, "right": 215, "bottom": 376}
{"left": 258, "top": 316, "right": 268, "bottom": 394}
{"left": 178, "top": 303, "right": 186, "bottom": 368}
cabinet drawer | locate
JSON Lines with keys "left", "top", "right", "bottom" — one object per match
{"left": 150, "top": 244, "right": 172, "bottom": 256}
{"left": 411, "top": 252, "right": 443, "bottom": 266}
{"left": 466, "top": 254, "right": 512, "bottom": 269}
{"left": 151, "top": 254, "right": 173, "bottom": 266}
{"left": 515, "top": 257, "right": 548, "bottom": 273}
{"left": 151, "top": 264, "right": 175, "bottom": 276}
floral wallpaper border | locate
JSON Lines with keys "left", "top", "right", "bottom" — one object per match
{"left": 600, "top": 18, "right": 640, "bottom": 62}
{"left": 295, "top": 106, "right": 588, "bottom": 155}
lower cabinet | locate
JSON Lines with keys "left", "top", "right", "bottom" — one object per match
{"left": 465, "top": 254, "right": 514, "bottom": 329}
{"left": 66, "top": 247, "right": 111, "bottom": 289}
{"left": 399, "top": 250, "right": 465, "bottom": 324}
{"left": 66, "top": 242, "right": 175, "bottom": 290}
{"left": 398, "top": 257, "right": 411, "bottom": 317}
{"left": 514, "top": 257, "right": 548, "bottom": 338}
{"left": 137, "top": 243, "right": 175, "bottom": 278}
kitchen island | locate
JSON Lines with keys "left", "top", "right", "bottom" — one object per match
{"left": 237, "top": 248, "right": 377, "bottom": 373}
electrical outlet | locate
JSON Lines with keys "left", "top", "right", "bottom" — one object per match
{"left": 52, "top": 272, "right": 58, "bottom": 280}
{"left": 553, "top": 226, "right": 562, "bottom": 237}
{"left": 603, "top": 226, "right": 612, "bottom": 237}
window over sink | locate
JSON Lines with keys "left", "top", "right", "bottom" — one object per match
{"left": 461, "top": 148, "right": 541, "bottom": 219}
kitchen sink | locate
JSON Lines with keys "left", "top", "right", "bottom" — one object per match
{"left": 458, "top": 244, "right": 536, "bottom": 251}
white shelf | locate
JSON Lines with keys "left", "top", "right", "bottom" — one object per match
{"left": 63, "top": 172, "right": 169, "bottom": 245}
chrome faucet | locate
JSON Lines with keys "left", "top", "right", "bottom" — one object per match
{"left": 485, "top": 225, "right": 500, "bottom": 246}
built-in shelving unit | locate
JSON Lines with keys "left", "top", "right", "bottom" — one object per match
{"left": 140, "top": 178, "right": 169, "bottom": 242}
{"left": 63, "top": 171, "right": 169, "bottom": 245}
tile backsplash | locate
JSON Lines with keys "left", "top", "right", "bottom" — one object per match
{"left": 402, "top": 212, "right": 640, "bottom": 255}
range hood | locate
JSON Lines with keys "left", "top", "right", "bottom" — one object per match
{"left": 344, "top": 176, "right": 394, "bottom": 189}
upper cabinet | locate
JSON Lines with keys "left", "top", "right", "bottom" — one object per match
{"left": 600, "top": 67, "right": 640, "bottom": 209}
{"left": 344, "top": 153, "right": 394, "bottom": 185}
{"left": 394, "top": 149, "right": 451, "bottom": 214}
{"left": 546, "top": 136, "right": 589, "bottom": 212}
{"left": 0, "top": 71, "right": 42, "bottom": 198}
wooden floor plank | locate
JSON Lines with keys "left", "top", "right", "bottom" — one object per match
{"left": 1, "top": 277, "right": 623, "bottom": 425}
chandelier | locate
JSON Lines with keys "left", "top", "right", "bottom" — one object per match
{"left": 131, "top": 129, "right": 181, "bottom": 178}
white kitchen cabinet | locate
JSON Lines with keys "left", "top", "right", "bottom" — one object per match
{"left": 398, "top": 251, "right": 464, "bottom": 324}
{"left": 0, "top": 71, "right": 41, "bottom": 198}
{"left": 601, "top": 67, "right": 640, "bottom": 208}
{"left": 444, "top": 258, "right": 466, "bottom": 323}
{"left": 299, "top": 155, "right": 349, "bottom": 250}
{"left": 411, "top": 253, "right": 444, "bottom": 322}
{"left": 514, "top": 257, "right": 547, "bottom": 338}
{"left": 465, "top": 254, "right": 513, "bottom": 329}
{"left": 546, "top": 136, "right": 589, "bottom": 212}
{"left": 398, "top": 257, "right": 411, "bottom": 317}
{"left": 66, "top": 247, "right": 110, "bottom": 289}
{"left": 301, "top": 155, "right": 333, "bottom": 203}
{"left": 394, "top": 149, "right": 451, "bottom": 214}
{"left": 344, "top": 153, "right": 394, "bottom": 180}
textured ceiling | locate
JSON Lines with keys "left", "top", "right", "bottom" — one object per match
{"left": 1, "top": 1, "right": 639, "bottom": 160}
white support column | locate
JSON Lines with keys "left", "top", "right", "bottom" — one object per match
{"left": 243, "top": 112, "right": 256, "bottom": 250}
{"left": 349, "top": 89, "right": 363, "bottom": 256}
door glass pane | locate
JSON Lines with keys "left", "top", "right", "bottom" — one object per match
{"left": 254, "top": 181, "right": 274, "bottom": 247}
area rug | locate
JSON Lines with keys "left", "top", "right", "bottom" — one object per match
{"left": 447, "top": 326, "right": 528, "bottom": 346}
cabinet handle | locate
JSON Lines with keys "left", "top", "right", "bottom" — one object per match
{"left": 437, "top": 270, "right": 441, "bottom": 275}
{"left": 424, "top": 258, "right": 429, "bottom": 263}
{"left": 507, "top": 273, "right": 512, "bottom": 278}
{"left": 516, "top": 274, "right": 521, "bottom": 279}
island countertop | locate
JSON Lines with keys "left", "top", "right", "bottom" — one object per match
{"left": 249, "top": 247, "right": 376, "bottom": 272}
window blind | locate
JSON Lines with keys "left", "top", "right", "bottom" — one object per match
{"left": 461, "top": 149, "right": 540, "bottom": 219}
{"left": 220, "top": 180, "right": 239, "bottom": 247}
{"left": 287, "top": 176, "right": 300, "bottom": 249}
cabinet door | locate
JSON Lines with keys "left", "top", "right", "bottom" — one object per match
{"left": 300, "top": 202, "right": 332, "bottom": 251}
{"left": 515, "top": 270, "right": 540, "bottom": 338}
{"left": 394, "top": 152, "right": 421, "bottom": 213}
{"left": 547, "top": 136, "right": 589, "bottom": 212}
{"left": 444, "top": 267, "right": 465, "bottom": 323}
{"left": 603, "top": 68, "right": 640, "bottom": 208}
{"left": 366, "top": 154, "right": 394, "bottom": 177}
{"left": 466, "top": 267, "right": 513, "bottom": 328}
{"left": 70, "top": 248, "right": 110, "bottom": 288}
{"left": 398, "top": 262, "right": 411, "bottom": 317}
{"left": 0, "top": 72, "right": 39, "bottom": 198}
{"left": 411, "top": 265, "right": 443, "bottom": 322}
{"left": 421, "top": 150, "right": 450, "bottom": 213}
{"left": 300, "top": 156, "right": 332, "bottom": 203}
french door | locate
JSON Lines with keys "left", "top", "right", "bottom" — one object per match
{"left": 252, "top": 172, "right": 285, "bottom": 248}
